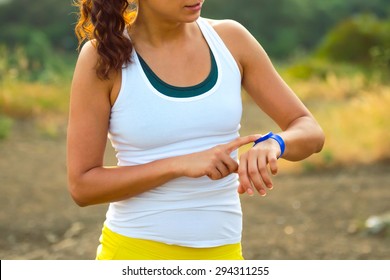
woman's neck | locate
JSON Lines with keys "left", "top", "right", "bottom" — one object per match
{"left": 129, "top": 10, "right": 199, "bottom": 48}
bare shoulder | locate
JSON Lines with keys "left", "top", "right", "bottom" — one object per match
{"left": 76, "top": 40, "right": 100, "bottom": 69}
{"left": 203, "top": 18, "right": 252, "bottom": 42}
{"left": 202, "top": 18, "right": 263, "bottom": 73}
{"left": 73, "top": 40, "right": 117, "bottom": 93}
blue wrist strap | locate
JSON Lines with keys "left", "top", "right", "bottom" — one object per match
{"left": 253, "top": 132, "right": 285, "bottom": 159}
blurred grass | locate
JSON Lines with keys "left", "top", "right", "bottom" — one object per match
{"left": 281, "top": 63, "right": 390, "bottom": 171}
{"left": 0, "top": 44, "right": 73, "bottom": 138}
{"left": 0, "top": 114, "right": 13, "bottom": 139}
{"left": 0, "top": 81, "right": 70, "bottom": 117}
{"left": 312, "top": 81, "right": 389, "bottom": 163}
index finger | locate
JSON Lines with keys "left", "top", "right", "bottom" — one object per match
{"left": 225, "top": 135, "right": 260, "bottom": 153}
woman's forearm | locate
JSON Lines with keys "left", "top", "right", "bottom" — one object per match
{"left": 68, "top": 156, "right": 182, "bottom": 207}
{"left": 278, "top": 115, "right": 325, "bottom": 161}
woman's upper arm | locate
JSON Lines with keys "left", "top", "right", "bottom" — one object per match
{"left": 67, "top": 41, "right": 113, "bottom": 181}
{"left": 213, "top": 20, "right": 312, "bottom": 130}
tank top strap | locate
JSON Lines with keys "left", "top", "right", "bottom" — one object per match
{"left": 196, "top": 17, "right": 241, "bottom": 78}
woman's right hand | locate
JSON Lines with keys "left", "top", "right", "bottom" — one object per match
{"left": 177, "top": 135, "right": 258, "bottom": 180}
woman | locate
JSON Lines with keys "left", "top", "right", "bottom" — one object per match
{"left": 67, "top": 0, "right": 325, "bottom": 260}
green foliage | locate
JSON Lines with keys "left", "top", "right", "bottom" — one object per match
{"left": 0, "top": 0, "right": 77, "bottom": 82}
{"left": 370, "top": 38, "right": 390, "bottom": 71}
{"left": 1, "top": 0, "right": 390, "bottom": 59}
{"left": 202, "top": 0, "right": 390, "bottom": 58}
{"left": 282, "top": 59, "right": 330, "bottom": 80}
{"left": 1, "top": 0, "right": 390, "bottom": 78}
{"left": 4, "top": 29, "right": 53, "bottom": 77}
{"left": 0, "top": 0, "right": 78, "bottom": 51}
{"left": 0, "top": 43, "right": 75, "bottom": 83}
{"left": 282, "top": 58, "right": 372, "bottom": 82}
{"left": 281, "top": 14, "right": 390, "bottom": 82}
{"left": 315, "top": 14, "right": 390, "bottom": 66}
{"left": 0, "top": 115, "right": 13, "bottom": 140}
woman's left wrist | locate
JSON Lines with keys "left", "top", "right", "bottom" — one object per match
{"left": 253, "top": 132, "right": 285, "bottom": 158}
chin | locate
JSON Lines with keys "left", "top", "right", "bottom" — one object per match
{"left": 182, "top": 13, "right": 202, "bottom": 23}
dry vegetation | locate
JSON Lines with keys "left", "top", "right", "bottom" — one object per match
{"left": 290, "top": 72, "right": 390, "bottom": 169}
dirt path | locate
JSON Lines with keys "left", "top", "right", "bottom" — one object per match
{"left": 0, "top": 120, "right": 389, "bottom": 260}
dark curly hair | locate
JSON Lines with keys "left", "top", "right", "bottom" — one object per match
{"left": 74, "top": 0, "right": 137, "bottom": 80}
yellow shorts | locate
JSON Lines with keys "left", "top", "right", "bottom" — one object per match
{"left": 96, "top": 225, "right": 244, "bottom": 260}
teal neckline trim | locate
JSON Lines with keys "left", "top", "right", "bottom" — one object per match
{"left": 137, "top": 49, "right": 218, "bottom": 98}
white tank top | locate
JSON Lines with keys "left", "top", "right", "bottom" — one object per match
{"left": 105, "top": 18, "right": 243, "bottom": 247}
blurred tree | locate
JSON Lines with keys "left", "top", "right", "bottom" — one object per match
{"left": 0, "top": 0, "right": 389, "bottom": 58}
{"left": 316, "top": 14, "right": 390, "bottom": 66}
{"left": 202, "top": 0, "right": 390, "bottom": 58}
{"left": 0, "top": 0, "right": 78, "bottom": 51}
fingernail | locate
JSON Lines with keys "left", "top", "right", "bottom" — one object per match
{"left": 260, "top": 189, "right": 267, "bottom": 196}
{"left": 247, "top": 189, "right": 254, "bottom": 196}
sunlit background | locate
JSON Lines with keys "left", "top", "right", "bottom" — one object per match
{"left": 0, "top": 0, "right": 389, "bottom": 260}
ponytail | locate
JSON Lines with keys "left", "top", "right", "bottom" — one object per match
{"left": 74, "top": 0, "right": 137, "bottom": 80}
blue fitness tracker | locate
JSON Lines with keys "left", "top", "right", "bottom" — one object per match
{"left": 253, "top": 132, "right": 285, "bottom": 159}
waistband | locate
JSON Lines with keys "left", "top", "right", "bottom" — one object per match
{"left": 96, "top": 224, "right": 244, "bottom": 260}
